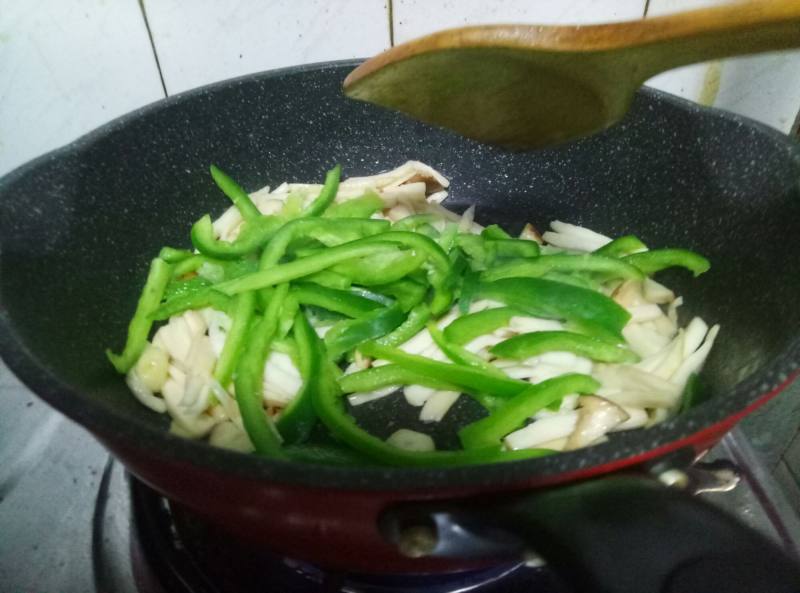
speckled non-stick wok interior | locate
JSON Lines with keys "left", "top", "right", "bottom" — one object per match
{"left": 2, "top": 60, "right": 800, "bottom": 490}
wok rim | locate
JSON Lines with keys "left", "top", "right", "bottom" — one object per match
{"left": 1, "top": 59, "right": 800, "bottom": 492}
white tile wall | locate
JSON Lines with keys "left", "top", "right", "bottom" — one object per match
{"left": 2, "top": 0, "right": 800, "bottom": 178}
{"left": 392, "top": 0, "right": 646, "bottom": 44}
{"left": 0, "top": 0, "right": 165, "bottom": 176}
{"left": 645, "top": 0, "right": 800, "bottom": 133}
{"left": 143, "top": 0, "right": 391, "bottom": 95}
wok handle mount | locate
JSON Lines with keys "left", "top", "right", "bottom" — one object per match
{"left": 380, "top": 474, "right": 800, "bottom": 593}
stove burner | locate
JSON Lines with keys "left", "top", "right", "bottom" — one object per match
{"left": 125, "top": 473, "right": 570, "bottom": 592}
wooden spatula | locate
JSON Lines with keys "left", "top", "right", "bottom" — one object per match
{"left": 343, "top": 1, "right": 800, "bottom": 148}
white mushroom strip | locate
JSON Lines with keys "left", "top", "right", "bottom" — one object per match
{"left": 533, "top": 437, "right": 568, "bottom": 451}
{"left": 613, "top": 280, "right": 645, "bottom": 309}
{"left": 643, "top": 278, "right": 675, "bottom": 304}
{"left": 468, "top": 299, "right": 506, "bottom": 313}
{"left": 671, "top": 324, "right": 720, "bottom": 390}
{"left": 348, "top": 385, "right": 399, "bottom": 406}
{"left": 668, "top": 296, "right": 683, "bottom": 324}
{"left": 564, "top": 396, "right": 630, "bottom": 450}
{"left": 212, "top": 204, "right": 244, "bottom": 241}
{"left": 203, "top": 308, "right": 232, "bottom": 359}
{"left": 623, "top": 322, "right": 672, "bottom": 358}
{"left": 534, "top": 394, "right": 580, "bottom": 419}
{"left": 162, "top": 376, "right": 217, "bottom": 438}
{"left": 646, "top": 408, "right": 670, "bottom": 427}
{"left": 627, "top": 303, "right": 664, "bottom": 323}
{"left": 341, "top": 161, "right": 449, "bottom": 195}
{"left": 683, "top": 317, "right": 709, "bottom": 358}
{"left": 386, "top": 429, "right": 435, "bottom": 452}
{"left": 404, "top": 384, "right": 437, "bottom": 407}
{"left": 505, "top": 412, "right": 579, "bottom": 450}
{"left": 636, "top": 331, "right": 685, "bottom": 377}
{"left": 134, "top": 342, "right": 170, "bottom": 392}
{"left": 594, "top": 364, "right": 682, "bottom": 408}
{"left": 262, "top": 351, "right": 303, "bottom": 407}
{"left": 427, "top": 190, "right": 448, "bottom": 204}
{"left": 458, "top": 204, "right": 476, "bottom": 233}
{"left": 543, "top": 221, "right": 612, "bottom": 252}
{"left": 610, "top": 406, "right": 649, "bottom": 431}
{"left": 508, "top": 316, "right": 564, "bottom": 333}
{"left": 209, "top": 420, "right": 255, "bottom": 453}
{"left": 420, "top": 390, "right": 461, "bottom": 423}
{"left": 126, "top": 369, "right": 167, "bottom": 413}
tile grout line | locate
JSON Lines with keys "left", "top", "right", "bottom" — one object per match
{"left": 388, "top": 0, "right": 395, "bottom": 47}
{"left": 138, "top": 0, "right": 169, "bottom": 97}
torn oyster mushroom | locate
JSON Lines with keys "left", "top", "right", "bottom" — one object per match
{"left": 564, "top": 395, "right": 630, "bottom": 450}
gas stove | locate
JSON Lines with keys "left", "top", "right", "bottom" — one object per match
{"left": 3, "top": 358, "right": 800, "bottom": 593}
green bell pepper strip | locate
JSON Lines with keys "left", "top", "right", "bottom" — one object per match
{"left": 458, "top": 373, "right": 601, "bottom": 450}
{"left": 276, "top": 311, "right": 319, "bottom": 444}
{"left": 457, "top": 269, "right": 481, "bottom": 314}
{"left": 107, "top": 258, "right": 173, "bottom": 373}
{"left": 540, "top": 272, "right": 598, "bottom": 291}
{"left": 371, "top": 279, "right": 427, "bottom": 312}
{"left": 348, "top": 287, "right": 395, "bottom": 307}
{"left": 301, "top": 164, "right": 341, "bottom": 218}
{"left": 260, "top": 218, "right": 391, "bottom": 270}
{"left": 313, "top": 341, "right": 552, "bottom": 466}
{"left": 213, "top": 291, "right": 256, "bottom": 387}
{"left": 427, "top": 322, "right": 507, "bottom": 377}
{"left": 623, "top": 248, "right": 710, "bottom": 277}
{"left": 483, "top": 254, "right": 644, "bottom": 283}
{"left": 163, "top": 275, "right": 211, "bottom": 301}
{"left": 234, "top": 284, "right": 290, "bottom": 457}
{"left": 490, "top": 330, "right": 639, "bottom": 363}
{"left": 209, "top": 164, "right": 262, "bottom": 222}
{"left": 383, "top": 230, "right": 455, "bottom": 315}
{"left": 191, "top": 214, "right": 284, "bottom": 259}
{"left": 324, "top": 305, "right": 407, "bottom": 360}
{"left": 291, "top": 283, "right": 383, "bottom": 318}
{"left": 481, "top": 224, "right": 512, "bottom": 240}
{"left": 277, "top": 294, "right": 299, "bottom": 339}
{"left": 443, "top": 307, "right": 519, "bottom": 346}
{"left": 329, "top": 248, "right": 426, "bottom": 286}
{"left": 323, "top": 193, "right": 384, "bottom": 219}
{"left": 171, "top": 255, "right": 207, "bottom": 278}
{"left": 214, "top": 239, "right": 401, "bottom": 295}
{"left": 437, "top": 222, "right": 459, "bottom": 253}
{"left": 149, "top": 287, "right": 231, "bottom": 321}
{"left": 374, "top": 303, "right": 431, "bottom": 347}
{"left": 594, "top": 235, "right": 648, "bottom": 257}
{"left": 679, "top": 372, "right": 708, "bottom": 414}
{"left": 338, "top": 363, "right": 459, "bottom": 394}
{"left": 303, "top": 269, "right": 352, "bottom": 290}
{"left": 280, "top": 192, "right": 306, "bottom": 219}
{"left": 359, "top": 342, "right": 529, "bottom": 400}
{"left": 489, "top": 239, "right": 541, "bottom": 260}
{"left": 393, "top": 213, "right": 440, "bottom": 231}
{"left": 478, "top": 278, "right": 630, "bottom": 338}
{"left": 456, "top": 234, "right": 489, "bottom": 269}
{"left": 159, "top": 247, "right": 194, "bottom": 263}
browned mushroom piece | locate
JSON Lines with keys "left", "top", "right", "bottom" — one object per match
{"left": 564, "top": 395, "right": 630, "bottom": 451}
{"left": 519, "top": 223, "right": 544, "bottom": 244}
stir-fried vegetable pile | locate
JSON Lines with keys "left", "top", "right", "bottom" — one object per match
{"left": 108, "top": 162, "right": 719, "bottom": 466}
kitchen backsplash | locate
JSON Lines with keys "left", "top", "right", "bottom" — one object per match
{"left": 2, "top": 0, "right": 800, "bottom": 177}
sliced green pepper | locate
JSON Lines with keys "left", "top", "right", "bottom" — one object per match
{"left": 490, "top": 330, "right": 638, "bottom": 363}
{"left": 149, "top": 287, "right": 231, "bottom": 321}
{"left": 107, "top": 258, "right": 173, "bottom": 373}
{"left": 624, "top": 248, "right": 710, "bottom": 277}
{"left": 163, "top": 275, "right": 211, "bottom": 301}
{"left": 483, "top": 254, "right": 644, "bottom": 283}
{"left": 159, "top": 247, "right": 194, "bottom": 263}
{"left": 302, "top": 269, "right": 352, "bottom": 290}
{"left": 191, "top": 214, "right": 283, "bottom": 259}
{"left": 313, "top": 342, "right": 552, "bottom": 466}
{"left": 234, "top": 284, "right": 289, "bottom": 457}
{"left": 443, "top": 307, "right": 519, "bottom": 346}
{"left": 260, "top": 218, "right": 391, "bottom": 270}
{"left": 213, "top": 291, "right": 256, "bottom": 387}
{"left": 427, "top": 322, "right": 507, "bottom": 377}
{"left": 371, "top": 279, "right": 427, "bottom": 312}
{"left": 478, "top": 278, "right": 630, "bottom": 338}
{"left": 276, "top": 310, "right": 319, "bottom": 444}
{"left": 209, "top": 165, "right": 261, "bottom": 222}
{"left": 338, "top": 363, "right": 457, "bottom": 394}
{"left": 291, "top": 282, "right": 383, "bottom": 318}
{"left": 325, "top": 305, "right": 407, "bottom": 360}
{"left": 481, "top": 224, "right": 512, "bottom": 240}
{"left": 359, "top": 342, "right": 528, "bottom": 400}
{"left": 329, "top": 248, "right": 426, "bottom": 285}
{"left": 301, "top": 164, "right": 341, "bottom": 218}
{"left": 458, "top": 269, "right": 481, "bottom": 314}
{"left": 214, "top": 238, "right": 401, "bottom": 295}
{"left": 594, "top": 235, "right": 648, "bottom": 257}
{"left": 458, "top": 373, "right": 600, "bottom": 450}
{"left": 323, "top": 193, "right": 384, "bottom": 219}
{"left": 374, "top": 303, "right": 431, "bottom": 347}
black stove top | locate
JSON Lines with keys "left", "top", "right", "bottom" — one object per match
{"left": 3, "top": 358, "right": 800, "bottom": 593}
